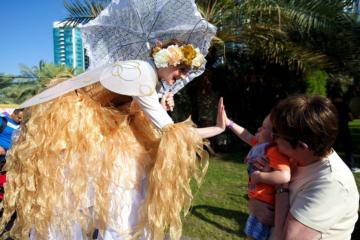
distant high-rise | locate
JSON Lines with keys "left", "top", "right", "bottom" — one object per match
{"left": 53, "top": 21, "right": 88, "bottom": 70}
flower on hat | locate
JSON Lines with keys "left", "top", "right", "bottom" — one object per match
{"left": 167, "top": 45, "right": 184, "bottom": 66}
{"left": 181, "top": 44, "right": 197, "bottom": 66}
{"left": 152, "top": 44, "right": 205, "bottom": 69}
{"left": 153, "top": 48, "right": 170, "bottom": 68}
{"left": 191, "top": 48, "right": 206, "bottom": 68}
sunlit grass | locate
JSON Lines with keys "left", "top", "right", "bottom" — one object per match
{"left": 183, "top": 153, "right": 248, "bottom": 240}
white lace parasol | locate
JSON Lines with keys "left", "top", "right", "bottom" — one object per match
{"left": 80, "top": 0, "right": 217, "bottom": 96}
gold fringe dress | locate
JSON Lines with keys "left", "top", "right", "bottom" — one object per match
{"left": 0, "top": 61, "right": 209, "bottom": 240}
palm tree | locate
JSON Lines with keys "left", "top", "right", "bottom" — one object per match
{"left": 236, "top": 0, "right": 355, "bottom": 72}
{"left": 60, "top": 0, "right": 359, "bottom": 127}
{"left": 61, "top": 0, "right": 359, "bottom": 81}
{"left": 63, "top": 0, "right": 110, "bottom": 25}
{"left": 0, "top": 62, "right": 75, "bottom": 104}
{"left": 178, "top": 0, "right": 240, "bottom": 127}
{"left": 0, "top": 74, "right": 16, "bottom": 90}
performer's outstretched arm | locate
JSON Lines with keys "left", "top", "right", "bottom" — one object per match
{"left": 195, "top": 97, "right": 226, "bottom": 139}
{"left": 135, "top": 94, "right": 226, "bottom": 138}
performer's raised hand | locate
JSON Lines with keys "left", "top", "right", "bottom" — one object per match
{"left": 216, "top": 97, "right": 226, "bottom": 130}
{"left": 194, "top": 97, "right": 226, "bottom": 139}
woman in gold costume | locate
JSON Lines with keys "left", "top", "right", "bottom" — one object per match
{"left": 0, "top": 41, "right": 225, "bottom": 240}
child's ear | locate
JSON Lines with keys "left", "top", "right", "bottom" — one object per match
{"left": 298, "top": 141, "right": 308, "bottom": 150}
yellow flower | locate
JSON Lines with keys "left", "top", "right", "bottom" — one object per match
{"left": 181, "top": 45, "right": 197, "bottom": 67}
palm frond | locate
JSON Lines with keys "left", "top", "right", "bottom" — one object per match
{"left": 238, "top": 0, "right": 284, "bottom": 27}
{"left": 62, "top": 0, "right": 110, "bottom": 26}
{"left": 196, "top": 0, "right": 237, "bottom": 26}
{"left": 0, "top": 75, "right": 16, "bottom": 89}
{"left": 0, "top": 82, "right": 40, "bottom": 104}
{"left": 0, "top": 62, "right": 76, "bottom": 104}
{"left": 238, "top": 0, "right": 354, "bottom": 33}
{"left": 241, "top": 24, "right": 330, "bottom": 73}
{"left": 284, "top": 0, "right": 353, "bottom": 33}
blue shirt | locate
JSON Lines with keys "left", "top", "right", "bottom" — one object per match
{"left": 0, "top": 113, "right": 20, "bottom": 150}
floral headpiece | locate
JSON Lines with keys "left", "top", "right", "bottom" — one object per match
{"left": 151, "top": 44, "right": 206, "bottom": 69}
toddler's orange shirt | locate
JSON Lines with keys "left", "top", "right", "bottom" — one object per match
{"left": 248, "top": 140, "right": 290, "bottom": 205}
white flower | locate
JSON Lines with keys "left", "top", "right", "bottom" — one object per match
{"left": 191, "top": 48, "right": 206, "bottom": 68}
{"left": 154, "top": 49, "right": 170, "bottom": 68}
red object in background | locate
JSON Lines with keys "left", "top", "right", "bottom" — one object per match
{"left": 0, "top": 173, "right": 6, "bottom": 199}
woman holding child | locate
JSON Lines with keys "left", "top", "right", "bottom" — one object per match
{"left": 248, "top": 95, "right": 359, "bottom": 240}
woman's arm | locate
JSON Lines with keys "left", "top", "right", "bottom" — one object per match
{"left": 283, "top": 214, "right": 321, "bottom": 240}
{"left": 274, "top": 184, "right": 320, "bottom": 240}
{"left": 137, "top": 91, "right": 226, "bottom": 139}
{"left": 274, "top": 184, "right": 290, "bottom": 239}
{"left": 195, "top": 98, "right": 226, "bottom": 139}
{"left": 248, "top": 198, "right": 274, "bottom": 226}
{"left": 196, "top": 126, "right": 224, "bottom": 139}
{"left": 133, "top": 92, "right": 174, "bottom": 129}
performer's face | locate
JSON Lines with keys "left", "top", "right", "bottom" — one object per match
{"left": 157, "top": 65, "right": 188, "bottom": 85}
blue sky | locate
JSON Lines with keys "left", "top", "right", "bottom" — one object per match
{"left": 0, "top": 0, "right": 67, "bottom": 75}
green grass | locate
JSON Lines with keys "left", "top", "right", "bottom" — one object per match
{"left": 182, "top": 120, "right": 360, "bottom": 240}
{"left": 183, "top": 153, "right": 248, "bottom": 240}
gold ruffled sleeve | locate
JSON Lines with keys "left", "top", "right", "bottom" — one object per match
{"left": 138, "top": 118, "right": 209, "bottom": 240}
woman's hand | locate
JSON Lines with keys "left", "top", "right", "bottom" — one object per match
{"left": 216, "top": 97, "right": 226, "bottom": 131}
{"left": 195, "top": 97, "right": 226, "bottom": 139}
{"left": 160, "top": 92, "right": 175, "bottom": 112}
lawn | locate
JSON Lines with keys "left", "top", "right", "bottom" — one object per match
{"left": 182, "top": 120, "right": 360, "bottom": 240}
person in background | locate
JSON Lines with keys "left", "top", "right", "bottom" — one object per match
{"left": 0, "top": 108, "right": 23, "bottom": 203}
{"left": 0, "top": 109, "right": 24, "bottom": 167}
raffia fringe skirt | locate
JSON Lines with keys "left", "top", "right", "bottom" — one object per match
{"left": 0, "top": 85, "right": 209, "bottom": 240}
